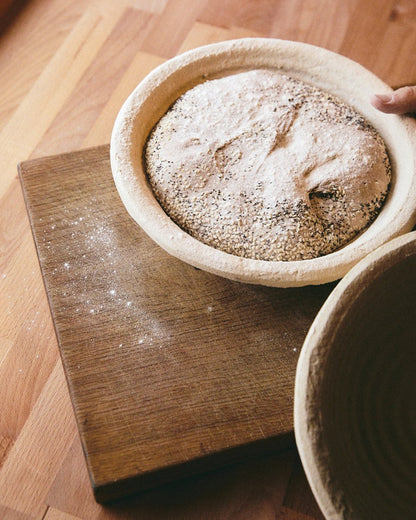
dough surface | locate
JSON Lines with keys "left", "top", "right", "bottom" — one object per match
{"left": 144, "top": 69, "right": 391, "bottom": 261}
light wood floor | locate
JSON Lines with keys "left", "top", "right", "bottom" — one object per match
{"left": 1, "top": 1, "right": 415, "bottom": 518}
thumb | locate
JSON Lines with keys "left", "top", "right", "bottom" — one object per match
{"left": 371, "top": 86, "right": 416, "bottom": 115}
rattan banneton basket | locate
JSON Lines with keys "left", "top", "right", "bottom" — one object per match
{"left": 110, "top": 38, "right": 416, "bottom": 287}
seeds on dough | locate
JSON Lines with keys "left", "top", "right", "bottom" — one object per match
{"left": 144, "top": 69, "right": 391, "bottom": 261}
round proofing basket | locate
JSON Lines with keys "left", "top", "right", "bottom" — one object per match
{"left": 294, "top": 231, "right": 416, "bottom": 520}
{"left": 110, "top": 38, "right": 416, "bottom": 287}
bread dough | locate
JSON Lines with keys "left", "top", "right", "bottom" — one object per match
{"left": 111, "top": 38, "right": 416, "bottom": 287}
{"left": 144, "top": 69, "right": 391, "bottom": 261}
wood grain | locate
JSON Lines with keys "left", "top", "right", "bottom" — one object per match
{"left": 1, "top": 0, "right": 415, "bottom": 517}
{"left": 19, "top": 146, "right": 334, "bottom": 502}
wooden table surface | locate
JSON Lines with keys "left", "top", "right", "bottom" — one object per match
{"left": 1, "top": 1, "right": 415, "bottom": 519}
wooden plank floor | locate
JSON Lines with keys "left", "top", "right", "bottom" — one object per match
{"left": 1, "top": 0, "right": 416, "bottom": 518}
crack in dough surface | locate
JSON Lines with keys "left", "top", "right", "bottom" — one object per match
{"left": 144, "top": 69, "right": 391, "bottom": 261}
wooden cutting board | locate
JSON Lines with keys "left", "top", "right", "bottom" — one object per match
{"left": 18, "top": 145, "right": 335, "bottom": 503}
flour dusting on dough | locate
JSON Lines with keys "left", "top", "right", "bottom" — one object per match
{"left": 144, "top": 69, "right": 391, "bottom": 261}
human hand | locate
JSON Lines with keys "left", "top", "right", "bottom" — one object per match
{"left": 371, "top": 86, "right": 416, "bottom": 115}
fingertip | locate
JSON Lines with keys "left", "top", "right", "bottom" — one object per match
{"left": 390, "top": 86, "right": 416, "bottom": 114}
{"left": 372, "top": 86, "right": 416, "bottom": 115}
{"left": 372, "top": 94, "right": 393, "bottom": 104}
{"left": 370, "top": 93, "right": 394, "bottom": 113}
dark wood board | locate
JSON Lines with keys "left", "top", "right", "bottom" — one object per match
{"left": 18, "top": 145, "right": 335, "bottom": 503}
